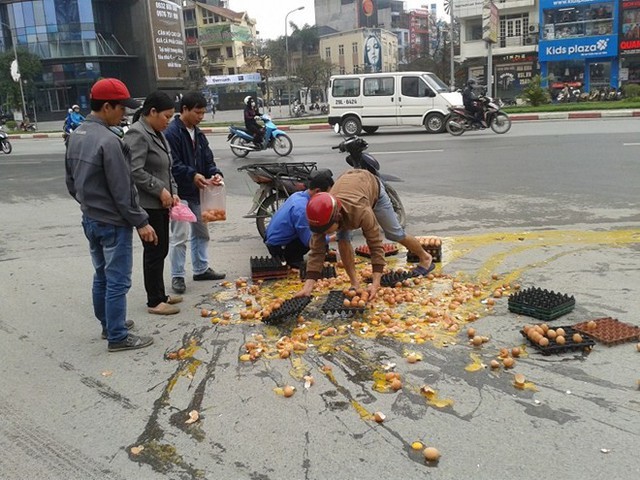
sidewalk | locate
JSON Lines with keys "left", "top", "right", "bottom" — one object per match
{"left": 7, "top": 108, "right": 640, "bottom": 139}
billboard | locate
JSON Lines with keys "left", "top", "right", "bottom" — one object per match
{"left": 358, "top": 0, "right": 379, "bottom": 28}
{"left": 199, "top": 24, "right": 253, "bottom": 44}
{"left": 482, "top": 1, "right": 499, "bottom": 44}
{"left": 539, "top": 34, "right": 617, "bottom": 60}
{"left": 620, "top": 0, "right": 640, "bottom": 53}
{"left": 363, "top": 29, "right": 382, "bottom": 73}
{"left": 148, "top": 0, "right": 185, "bottom": 80}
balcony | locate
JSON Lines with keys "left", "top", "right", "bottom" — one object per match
{"left": 456, "top": 0, "right": 535, "bottom": 19}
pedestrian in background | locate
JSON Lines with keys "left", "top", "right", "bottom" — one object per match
{"left": 65, "top": 78, "right": 156, "bottom": 352}
{"left": 125, "top": 91, "right": 183, "bottom": 315}
{"left": 165, "top": 91, "right": 226, "bottom": 295}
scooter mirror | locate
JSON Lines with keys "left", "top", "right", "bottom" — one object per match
{"left": 333, "top": 123, "right": 340, "bottom": 134}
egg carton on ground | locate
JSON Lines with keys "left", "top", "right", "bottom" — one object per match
{"left": 299, "top": 263, "right": 337, "bottom": 280}
{"left": 251, "top": 270, "right": 290, "bottom": 282}
{"left": 520, "top": 326, "right": 595, "bottom": 356}
{"left": 508, "top": 287, "right": 575, "bottom": 321}
{"left": 250, "top": 256, "right": 288, "bottom": 273}
{"left": 261, "top": 297, "right": 312, "bottom": 325}
{"left": 573, "top": 317, "right": 640, "bottom": 345}
{"left": 355, "top": 243, "right": 399, "bottom": 258}
{"left": 321, "top": 290, "right": 366, "bottom": 316}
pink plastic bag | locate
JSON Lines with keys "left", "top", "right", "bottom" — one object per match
{"left": 170, "top": 202, "right": 197, "bottom": 223}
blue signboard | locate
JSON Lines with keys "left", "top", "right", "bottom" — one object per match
{"left": 539, "top": 34, "right": 618, "bottom": 61}
{"left": 540, "top": 0, "right": 607, "bottom": 7}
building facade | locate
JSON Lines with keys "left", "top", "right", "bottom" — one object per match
{"left": 0, "top": 0, "right": 186, "bottom": 119}
{"left": 320, "top": 27, "right": 399, "bottom": 74}
{"left": 455, "top": 0, "right": 539, "bottom": 101}
{"left": 539, "top": 0, "right": 618, "bottom": 91}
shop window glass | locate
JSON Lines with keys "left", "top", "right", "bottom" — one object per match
{"left": 78, "top": 0, "right": 93, "bottom": 23}
{"left": 22, "top": 3, "right": 35, "bottom": 26}
{"left": 44, "top": 0, "right": 56, "bottom": 25}
{"left": 11, "top": 4, "right": 25, "bottom": 29}
{"left": 466, "top": 19, "right": 482, "bottom": 41}
{"left": 548, "top": 60, "right": 584, "bottom": 87}
{"left": 542, "top": 3, "right": 612, "bottom": 40}
{"left": 33, "top": 1, "right": 45, "bottom": 26}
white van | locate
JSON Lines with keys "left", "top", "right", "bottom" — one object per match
{"left": 327, "top": 72, "right": 462, "bottom": 135}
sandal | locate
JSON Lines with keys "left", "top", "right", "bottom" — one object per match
{"left": 412, "top": 264, "right": 436, "bottom": 277}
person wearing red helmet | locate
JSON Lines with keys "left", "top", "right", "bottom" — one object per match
{"left": 297, "top": 169, "right": 388, "bottom": 298}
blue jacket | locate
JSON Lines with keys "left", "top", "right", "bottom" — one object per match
{"left": 164, "top": 115, "right": 222, "bottom": 203}
{"left": 265, "top": 191, "right": 312, "bottom": 247}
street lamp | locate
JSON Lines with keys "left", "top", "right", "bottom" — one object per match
{"left": 1, "top": 21, "right": 28, "bottom": 124}
{"left": 285, "top": 6, "right": 305, "bottom": 115}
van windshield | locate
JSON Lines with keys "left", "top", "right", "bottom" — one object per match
{"left": 422, "top": 73, "right": 449, "bottom": 93}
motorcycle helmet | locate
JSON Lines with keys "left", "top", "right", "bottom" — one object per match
{"left": 244, "top": 95, "right": 255, "bottom": 106}
{"left": 72, "top": 104, "right": 80, "bottom": 111}
{"left": 466, "top": 78, "right": 478, "bottom": 88}
{"left": 306, "top": 192, "right": 342, "bottom": 233}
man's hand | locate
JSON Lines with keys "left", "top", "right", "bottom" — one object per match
{"left": 137, "top": 225, "right": 158, "bottom": 245}
{"left": 160, "top": 188, "right": 173, "bottom": 208}
{"left": 210, "top": 173, "right": 224, "bottom": 186}
{"left": 366, "top": 272, "right": 382, "bottom": 300}
{"left": 172, "top": 194, "right": 180, "bottom": 207}
{"left": 295, "top": 279, "right": 315, "bottom": 297}
{"left": 194, "top": 173, "right": 208, "bottom": 189}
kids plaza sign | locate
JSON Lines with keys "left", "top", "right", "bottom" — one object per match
{"left": 539, "top": 35, "right": 618, "bottom": 60}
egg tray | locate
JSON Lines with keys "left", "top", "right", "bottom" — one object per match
{"left": 508, "top": 287, "right": 575, "bottom": 321}
{"left": 321, "top": 290, "right": 367, "bottom": 315}
{"left": 407, "top": 245, "right": 442, "bottom": 263}
{"left": 299, "top": 263, "right": 337, "bottom": 280}
{"left": 261, "top": 297, "right": 312, "bottom": 325}
{"left": 380, "top": 270, "right": 416, "bottom": 288}
{"left": 251, "top": 270, "right": 290, "bottom": 282}
{"left": 355, "top": 243, "right": 399, "bottom": 258}
{"left": 520, "top": 326, "right": 595, "bottom": 356}
{"left": 573, "top": 317, "right": 640, "bottom": 345}
{"left": 250, "top": 256, "right": 288, "bottom": 273}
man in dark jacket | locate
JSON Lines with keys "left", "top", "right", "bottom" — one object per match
{"left": 65, "top": 78, "right": 156, "bottom": 352}
{"left": 462, "top": 78, "right": 486, "bottom": 127}
{"left": 165, "top": 91, "right": 225, "bottom": 294}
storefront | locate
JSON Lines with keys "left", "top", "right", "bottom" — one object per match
{"left": 539, "top": 0, "right": 619, "bottom": 92}
{"left": 619, "top": 0, "right": 640, "bottom": 84}
{"left": 466, "top": 54, "right": 538, "bottom": 103}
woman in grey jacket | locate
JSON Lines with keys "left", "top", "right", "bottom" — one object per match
{"left": 125, "top": 91, "right": 183, "bottom": 315}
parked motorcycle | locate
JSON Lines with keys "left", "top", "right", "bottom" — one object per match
{"left": 0, "top": 126, "right": 12, "bottom": 154}
{"left": 293, "top": 102, "right": 306, "bottom": 117}
{"left": 332, "top": 124, "right": 406, "bottom": 227}
{"left": 238, "top": 161, "right": 318, "bottom": 239}
{"left": 227, "top": 114, "right": 293, "bottom": 158}
{"left": 445, "top": 96, "right": 512, "bottom": 136}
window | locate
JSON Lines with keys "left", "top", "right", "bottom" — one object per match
{"left": 332, "top": 78, "right": 360, "bottom": 97}
{"left": 352, "top": 42, "right": 358, "bottom": 54}
{"left": 363, "top": 77, "right": 394, "bottom": 96}
{"left": 542, "top": 3, "right": 613, "bottom": 40}
{"left": 202, "top": 9, "right": 215, "bottom": 25}
{"left": 401, "top": 76, "right": 432, "bottom": 97}
{"left": 325, "top": 47, "right": 331, "bottom": 60}
{"left": 226, "top": 46, "right": 233, "bottom": 58}
{"left": 466, "top": 19, "right": 483, "bottom": 40}
{"left": 354, "top": 65, "right": 360, "bottom": 73}
{"left": 339, "top": 44, "right": 344, "bottom": 56}
{"left": 340, "top": 66, "right": 346, "bottom": 74}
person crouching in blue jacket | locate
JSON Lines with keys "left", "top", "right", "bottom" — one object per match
{"left": 265, "top": 169, "right": 334, "bottom": 269}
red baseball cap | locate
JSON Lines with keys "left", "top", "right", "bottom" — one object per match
{"left": 90, "top": 78, "right": 140, "bottom": 109}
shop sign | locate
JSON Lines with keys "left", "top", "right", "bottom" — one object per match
{"left": 148, "top": 0, "right": 185, "bottom": 80}
{"left": 204, "top": 73, "right": 261, "bottom": 86}
{"left": 540, "top": 0, "right": 606, "bottom": 8}
{"left": 539, "top": 35, "right": 617, "bottom": 60}
{"left": 620, "top": 0, "right": 640, "bottom": 53}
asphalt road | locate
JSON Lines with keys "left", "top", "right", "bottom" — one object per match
{"left": 1, "top": 119, "right": 639, "bottom": 480}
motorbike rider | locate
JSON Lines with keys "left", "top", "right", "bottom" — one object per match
{"left": 243, "top": 95, "right": 264, "bottom": 147}
{"left": 462, "top": 78, "right": 486, "bottom": 127}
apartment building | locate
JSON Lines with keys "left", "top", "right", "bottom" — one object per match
{"left": 320, "top": 28, "right": 399, "bottom": 74}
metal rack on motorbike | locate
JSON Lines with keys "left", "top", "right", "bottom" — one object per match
{"left": 238, "top": 162, "right": 318, "bottom": 239}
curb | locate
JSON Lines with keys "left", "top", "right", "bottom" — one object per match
{"left": 7, "top": 109, "right": 640, "bottom": 139}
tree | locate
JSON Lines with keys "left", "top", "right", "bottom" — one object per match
{"left": 295, "top": 57, "right": 334, "bottom": 103}
{"left": 0, "top": 48, "right": 42, "bottom": 112}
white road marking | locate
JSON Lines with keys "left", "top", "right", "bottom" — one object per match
{"left": 371, "top": 149, "right": 444, "bottom": 155}
{"left": 623, "top": 143, "right": 640, "bottom": 146}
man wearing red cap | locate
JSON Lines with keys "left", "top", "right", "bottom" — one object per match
{"left": 65, "top": 78, "right": 157, "bottom": 352}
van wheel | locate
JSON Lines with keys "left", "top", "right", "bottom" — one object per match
{"left": 342, "top": 116, "right": 362, "bottom": 136}
{"left": 424, "top": 112, "right": 445, "bottom": 134}
{"left": 362, "top": 126, "right": 379, "bottom": 135}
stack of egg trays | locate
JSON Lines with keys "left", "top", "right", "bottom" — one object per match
{"left": 262, "top": 297, "right": 312, "bottom": 325}
{"left": 407, "top": 244, "right": 442, "bottom": 263}
{"left": 250, "top": 256, "right": 289, "bottom": 281}
{"left": 520, "top": 326, "right": 595, "bottom": 356}
{"left": 299, "top": 263, "right": 337, "bottom": 280}
{"left": 573, "top": 317, "right": 640, "bottom": 345}
{"left": 321, "top": 290, "right": 366, "bottom": 316}
{"left": 355, "top": 243, "right": 399, "bottom": 258}
{"left": 508, "top": 287, "right": 575, "bottom": 321}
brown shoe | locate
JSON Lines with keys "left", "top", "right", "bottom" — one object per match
{"left": 167, "top": 295, "right": 183, "bottom": 305}
{"left": 148, "top": 302, "right": 180, "bottom": 315}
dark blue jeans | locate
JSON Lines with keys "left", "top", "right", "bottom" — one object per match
{"left": 82, "top": 216, "right": 133, "bottom": 343}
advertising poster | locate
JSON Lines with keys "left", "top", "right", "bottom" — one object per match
{"left": 148, "top": 0, "right": 185, "bottom": 80}
{"left": 482, "top": 1, "right": 499, "bottom": 44}
{"left": 620, "top": 0, "right": 640, "bottom": 53}
{"left": 363, "top": 29, "right": 382, "bottom": 73}
{"left": 358, "top": 0, "right": 379, "bottom": 28}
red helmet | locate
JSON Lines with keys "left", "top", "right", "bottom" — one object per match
{"left": 306, "top": 192, "right": 341, "bottom": 233}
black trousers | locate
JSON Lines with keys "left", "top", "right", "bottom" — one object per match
{"left": 142, "top": 208, "right": 170, "bottom": 307}
{"left": 267, "top": 238, "right": 309, "bottom": 268}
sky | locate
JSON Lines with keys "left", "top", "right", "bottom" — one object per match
{"left": 228, "top": 0, "right": 446, "bottom": 40}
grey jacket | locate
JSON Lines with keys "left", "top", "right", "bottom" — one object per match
{"left": 125, "top": 117, "right": 178, "bottom": 210}
{"left": 65, "top": 114, "right": 149, "bottom": 229}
